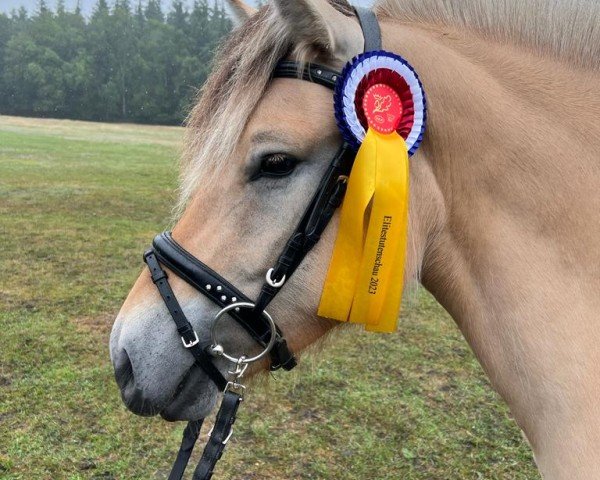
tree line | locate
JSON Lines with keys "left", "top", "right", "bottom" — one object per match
{"left": 0, "top": 1, "right": 233, "bottom": 125}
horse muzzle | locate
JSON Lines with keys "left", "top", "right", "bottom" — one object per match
{"left": 109, "top": 304, "right": 220, "bottom": 420}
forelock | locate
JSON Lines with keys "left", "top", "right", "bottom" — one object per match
{"left": 178, "top": 1, "right": 354, "bottom": 214}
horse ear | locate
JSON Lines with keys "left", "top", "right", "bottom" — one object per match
{"left": 225, "top": 0, "right": 257, "bottom": 26}
{"left": 272, "top": 0, "right": 363, "bottom": 63}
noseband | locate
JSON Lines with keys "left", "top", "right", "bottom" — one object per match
{"left": 143, "top": 8, "right": 381, "bottom": 480}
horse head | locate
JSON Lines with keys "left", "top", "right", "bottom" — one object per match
{"left": 110, "top": 0, "right": 600, "bottom": 476}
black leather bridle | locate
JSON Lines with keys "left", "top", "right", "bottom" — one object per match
{"left": 142, "top": 7, "right": 382, "bottom": 480}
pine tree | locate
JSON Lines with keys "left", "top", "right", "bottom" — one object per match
{"left": 56, "top": 0, "right": 66, "bottom": 16}
{"left": 112, "top": 0, "right": 137, "bottom": 119}
{"left": 14, "top": 7, "right": 29, "bottom": 24}
{"left": 0, "top": 13, "right": 13, "bottom": 113}
{"left": 134, "top": 0, "right": 145, "bottom": 29}
{"left": 114, "top": 0, "right": 132, "bottom": 13}
{"left": 37, "top": 0, "right": 50, "bottom": 16}
{"left": 168, "top": 0, "right": 188, "bottom": 32}
{"left": 145, "top": 0, "right": 164, "bottom": 22}
{"left": 92, "top": 0, "right": 109, "bottom": 17}
{"left": 0, "top": 0, "right": 233, "bottom": 124}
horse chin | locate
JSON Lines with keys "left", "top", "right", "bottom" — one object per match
{"left": 158, "top": 366, "right": 220, "bottom": 422}
{"left": 160, "top": 394, "right": 218, "bottom": 422}
{"left": 115, "top": 359, "right": 220, "bottom": 422}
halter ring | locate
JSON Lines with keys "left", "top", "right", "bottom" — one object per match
{"left": 209, "top": 302, "right": 277, "bottom": 364}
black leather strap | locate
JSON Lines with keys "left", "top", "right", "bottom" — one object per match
{"left": 145, "top": 250, "right": 228, "bottom": 390}
{"left": 355, "top": 7, "right": 382, "bottom": 52}
{"left": 192, "top": 391, "right": 243, "bottom": 480}
{"left": 151, "top": 232, "right": 296, "bottom": 371}
{"left": 167, "top": 391, "right": 242, "bottom": 480}
{"left": 272, "top": 61, "right": 340, "bottom": 89}
{"left": 168, "top": 420, "right": 204, "bottom": 480}
{"left": 257, "top": 8, "right": 383, "bottom": 314}
{"left": 252, "top": 143, "right": 354, "bottom": 314}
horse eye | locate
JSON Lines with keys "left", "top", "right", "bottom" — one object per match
{"left": 252, "top": 153, "right": 297, "bottom": 180}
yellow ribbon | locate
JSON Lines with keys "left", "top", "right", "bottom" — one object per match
{"left": 318, "top": 128, "right": 409, "bottom": 333}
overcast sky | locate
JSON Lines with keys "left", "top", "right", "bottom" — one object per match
{"left": 0, "top": 0, "right": 374, "bottom": 16}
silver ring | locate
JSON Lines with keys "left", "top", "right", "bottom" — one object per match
{"left": 266, "top": 268, "right": 286, "bottom": 288}
{"left": 209, "top": 302, "right": 277, "bottom": 364}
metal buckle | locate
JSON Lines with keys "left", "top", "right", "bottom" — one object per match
{"left": 266, "top": 268, "right": 286, "bottom": 288}
{"left": 207, "top": 426, "right": 235, "bottom": 445}
{"left": 208, "top": 302, "right": 278, "bottom": 365}
{"left": 181, "top": 331, "right": 200, "bottom": 348}
{"left": 224, "top": 380, "right": 246, "bottom": 397}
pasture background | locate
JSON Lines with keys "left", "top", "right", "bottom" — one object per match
{"left": 0, "top": 115, "right": 539, "bottom": 479}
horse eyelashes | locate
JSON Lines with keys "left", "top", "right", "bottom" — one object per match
{"left": 251, "top": 153, "right": 298, "bottom": 180}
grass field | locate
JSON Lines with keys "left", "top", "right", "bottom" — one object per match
{"left": 0, "top": 114, "right": 540, "bottom": 479}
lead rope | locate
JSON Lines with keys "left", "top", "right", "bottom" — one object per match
{"left": 169, "top": 362, "right": 247, "bottom": 480}
{"left": 168, "top": 420, "right": 203, "bottom": 480}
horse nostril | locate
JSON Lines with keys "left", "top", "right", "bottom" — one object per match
{"left": 113, "top": 349, "right": 162, "bottom": 417}
{"left": 113, "top": 348, "right": 134, "bottom": 392}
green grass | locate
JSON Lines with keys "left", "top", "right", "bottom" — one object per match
{"left": 0, "top": 114, "right": 539, "bottom": 479}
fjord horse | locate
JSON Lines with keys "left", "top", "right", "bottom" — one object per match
{"left": 110, "top": 0, "right": 600, "bottom": 477}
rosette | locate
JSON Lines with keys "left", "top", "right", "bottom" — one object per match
{"left": 333, "top": 51, "right": 427, "bottom": 155}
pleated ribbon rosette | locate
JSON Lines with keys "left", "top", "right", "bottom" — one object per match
{"left": 318, "top": 51, "right": 427, "bottom": 333}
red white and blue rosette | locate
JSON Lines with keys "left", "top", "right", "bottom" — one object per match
{"left": 334, "top": 51, "right": 427, "bottom": 155}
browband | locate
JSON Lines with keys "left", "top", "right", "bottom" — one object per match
{"left": 272, "top": 6, "right": 382, "bottom": 87}
{"left": 272, "top": 61, "right": 340, "bottom": 89}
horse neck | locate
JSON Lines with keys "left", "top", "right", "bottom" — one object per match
{"left": 382, "top": 19, "right": 600, "bottom": 478}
